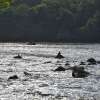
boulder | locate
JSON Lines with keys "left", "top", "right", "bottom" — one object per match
{"left": 14, "top": 54, "right": 22, "bottom": 59}
{"left": 44, "top": 61, "right": 52, "bottom": 64}
{"left": 54, "top": 66, "right": 66, "bottom": 71}
{"left": 80, "top": 62, "right": 86, "bottom": 65}
{"left": 87, "top": 58, "right": 96, "bottom": 65}
{"left": 8, "top": 75, "right": 19, "bottom": 81}
{"left": 72, "top": 66, "right": 90, "bottom": 78}
{"left": 72, "top": 70, "right": 89, "bottom": 78}
{"left": 24, "top": 71, "right": 32, "bottom": 76}
{"left": 55, "top": 51, "right": 64, "bottom": 59}
{"left": 65, "top": 62, "right": 70, "bottom": 66}
{"left": 72, "top": 66, "right": 85, "bottom": 71}
{"left": 27, "top": 42, "right": 36, "bottom": 45}
{"left": 96, "top": 61, "right": 100, "bottom": 64}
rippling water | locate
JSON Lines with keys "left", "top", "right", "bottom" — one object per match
{"left": 0, "top": 43, "right": 100, "bottom": 100}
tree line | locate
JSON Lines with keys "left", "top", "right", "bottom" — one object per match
{"left": 0, "top": 0, "right": 100, "bottom": 42}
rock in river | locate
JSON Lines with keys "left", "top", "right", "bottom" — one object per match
{"left": 8, "top": 75, "right": 19, "bottom": 81}
{"left": 55, "top": 51, "right": 64, "bottom": 59}
{"left": 54, "top": 66, "right": 66, "bottom": 71}
{"left": 72, "top": 66, "right": 90, "bottom": 78}
{"left": 87, "top": 58, "right": 96, "bottom": 65}
{"left": 14, "top": 54, "right": 22, "bottom": 59}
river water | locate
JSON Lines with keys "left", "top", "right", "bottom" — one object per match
{"left": 0, "top": 43, "right": 100, "bottom": 100}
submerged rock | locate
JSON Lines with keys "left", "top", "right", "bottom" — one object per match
{"left": 72, "top": 70, "right": 89, "bottom": 78}
{"left": 72, "top": 66, "right": 85, "bottom": 71}
{"left": 55, "top": 51, "right": 64, "bottom": 59}
{"left": 39, "top": 83, "right": 49, "bottom": 87}
{"left": 87, "top": 58, "right": 96, "bottom": 65}
{"left": 33, "top": 91, "right": 52, "bottom": 97}
{"left": 67, "top": 66, "right": 84, "bottom": 70}
{"left": 14, "top": 54, "right": 22, "bottom": 59}
{"left": 72, "top": 66, "right": 90, "bottom": 78}
{"left": 44, "top": 61, "right": 52, "bottom": 64}
{"left": 65, "top": 62, "right": 70, "bottom": 66}
{"left": 80, "top": 62, "right": 86, "bottom": 65}
{"left": 97, "top": 61, "right": 100, "bottom": 64}
{"left": 8, "top": 75, "right": 19, "bottom": 81}
{"left": 27, "top": 42, "right": 36, "bottom": 45}
{"left": 54, "top": 66, "right": 66, "bottom": 71}
{"left": 24, "top": 71, "right": 32, "bottom": 76}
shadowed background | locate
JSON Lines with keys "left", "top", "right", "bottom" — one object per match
{"left": 0, "top": 0, "right": 100, "bottom": 42}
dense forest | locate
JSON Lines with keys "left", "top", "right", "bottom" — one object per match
{"left": 0, "top": 0, "right": 100, "bottom": 42}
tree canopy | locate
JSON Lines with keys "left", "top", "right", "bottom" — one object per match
{"left": 0, "top": 0, "right": 100, "bottom": 42}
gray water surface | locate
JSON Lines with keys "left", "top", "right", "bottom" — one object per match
{"left": 0, "top": 43, "right": 100, "bottom": 100}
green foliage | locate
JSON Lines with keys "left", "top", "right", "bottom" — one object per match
{"left": 0, "top": 0, "right": 100, "bottom": 42}
{"left": 15, "top": 4, "right": 30, "bottom": 15}
{"left": 31, "top": 3, "right": 47, "bottom": 13}
{"left": 0, "top": 0, "right": 11, "bottom": 9}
